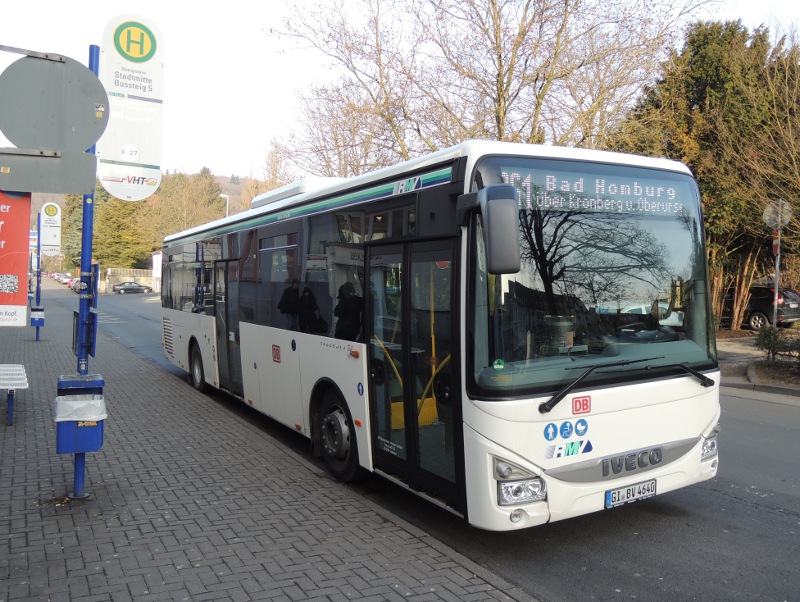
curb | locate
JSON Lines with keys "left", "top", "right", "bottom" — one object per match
{"left": 746, "top": 363, "right": 800, "bottom": 397}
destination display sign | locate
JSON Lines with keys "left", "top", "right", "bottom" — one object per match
{"left": 501, "top": 164, "right": 696, "bottom": 216}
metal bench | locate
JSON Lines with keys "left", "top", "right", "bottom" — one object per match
{"left": 1, "top": 364, "right": 29, "bottom": 425}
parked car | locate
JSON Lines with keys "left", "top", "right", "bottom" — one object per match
{"left": 112, "top": 281, "right": 153, "bottom": 294}
{"left": 619, "top": 301, "right": 684, "bottom": 328}
{"left": 721, "top": 285, "right": 800, "bottom": 329}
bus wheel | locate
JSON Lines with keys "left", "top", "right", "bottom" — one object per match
{"left": 190, "top": 343, "right": 207, "bottom": 392}
{"left": 320, "top": 391, "right": 362, "bottom": 482}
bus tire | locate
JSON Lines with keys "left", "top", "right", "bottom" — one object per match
{"left": 190, "top": 343, "right": 207, "bottom": 392}
{"left": 319, "top": 390, "right": 363, "bottom": 482}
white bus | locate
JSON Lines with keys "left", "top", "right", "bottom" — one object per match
{"left": 161, "top": 140, "right": 720, "bottom": 531}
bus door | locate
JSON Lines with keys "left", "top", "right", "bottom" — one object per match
{"left": 367, "top": 239, "right": 463, "bottom": 510}
{"left": 214, "top": 260, "right": 244, "bottom": 396}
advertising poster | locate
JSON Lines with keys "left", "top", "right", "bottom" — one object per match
{"left": 0, "top": 190, "right": 32, "bottom": 327}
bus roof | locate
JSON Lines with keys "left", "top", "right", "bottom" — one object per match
{"left": 164, "top": 140, "right": 692, "bottom": 244}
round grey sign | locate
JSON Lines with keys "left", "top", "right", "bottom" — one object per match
{"left": 0, "top": 55, "right": 109, "bottom": 151}
{"left": 762, "top": 199, "right": 792, "bottom": 229}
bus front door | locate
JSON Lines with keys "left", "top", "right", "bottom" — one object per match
{"left": 214, "top": 261, "right": 244, "bottom": 396}
{"left": 367, "top": 240, "right": 463, "bottom": 511}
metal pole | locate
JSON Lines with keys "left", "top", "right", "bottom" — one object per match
{"left": 6, "top": 390, "right": 14, "bottom": 426}
{"left": 773, "top": 227, "right": 780, "bottom": 328}
{"left": 76, "top": 44, "right": 101, "bottom": 375}
{"left": 70, "top": 452, "right": 88, "bottom": 499}
{"left": 35, "top": 212, "right": 42, "bottom": 340}
{"left": 64, "top": 45, "right": 102, "bottom": 501}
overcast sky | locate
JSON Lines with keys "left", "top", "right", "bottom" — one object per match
{"left": 1, "top": 0, "right": 798, "bottom": 179}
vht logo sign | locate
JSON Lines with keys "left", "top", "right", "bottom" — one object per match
{"left": 572, "top": 395, "right": 591, "bottom": 415}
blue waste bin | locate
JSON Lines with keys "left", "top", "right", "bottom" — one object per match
{"left": 54, "top": 395, "right": 106, "bottom": 454}
{"left": 30, "top": 307, "right": 44, "bottom": 328}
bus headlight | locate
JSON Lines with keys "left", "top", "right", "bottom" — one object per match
{"left": 498, "top": 479, "right": 547, "bottom": 506}
{"left": 494, "top": 457, "right": 546, "bottom": 506}
{"left": 701, "top": 423, "right": 720, "bottom": 460}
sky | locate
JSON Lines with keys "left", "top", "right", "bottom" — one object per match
{"left": 1, "top": 0, "right": 799, "bottom": 179}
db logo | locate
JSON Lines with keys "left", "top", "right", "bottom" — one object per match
{"left": 272, "top": 345, "right": 281, "bottom": 363}
{"left": 572, "top": 396, "right": 591, "bottom": 415}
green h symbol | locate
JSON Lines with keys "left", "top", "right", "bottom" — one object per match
{"left": 124, "top": 28, "right": 146, "bottom": 54}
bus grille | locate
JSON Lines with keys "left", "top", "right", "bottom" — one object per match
{"left": 162, "top": 318, "right": 174, "bottom": 358}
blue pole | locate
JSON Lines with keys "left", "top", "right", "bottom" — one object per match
{"left": 5, "top": 390, "right": 13, "bottom": 426}
{"left": 70, "top": 452, "right": 88, "bottom": 499}
{"left": 76, "top": 44, "right": 101, "bottom": 375}
{"left": 63, "top": 45, "right": 103, "bottom": 501}
{"left": 35, "top": 212, "right": 42, "bottom": 341}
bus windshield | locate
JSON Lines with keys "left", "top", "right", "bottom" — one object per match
{"left": 469, "top": 156, "right": 716, "bottom": 398}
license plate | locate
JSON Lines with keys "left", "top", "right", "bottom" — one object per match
{"left": 605, "top": 479, "right": 656, "bottom": 508}
{"left": 789, "top": 303, "right": 798, "bottom": 308}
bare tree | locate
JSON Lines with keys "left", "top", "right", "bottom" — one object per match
{"left": 279, "top": 0, "right": 708, "bottom": 174}
{"left": 276, "top": 80, "right": 398, "bottom": 177}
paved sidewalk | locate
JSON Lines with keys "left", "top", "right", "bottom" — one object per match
{"left": 0, "top": 287, "right": 534, "bottom": 602}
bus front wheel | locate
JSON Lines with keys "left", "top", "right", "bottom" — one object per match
{"left": 320, "top": 391, "right": 362, "bottom": 482}
{"left": 190, "top": 344, "right": 207, "bottom": 392}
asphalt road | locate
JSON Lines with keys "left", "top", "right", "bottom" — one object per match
{"left": 51, "top": 284, "right": 800, "bottom": 602}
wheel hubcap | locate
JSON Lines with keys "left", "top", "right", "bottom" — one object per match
{"left": 322, "top": 407, "right": 350, "bottom": 460}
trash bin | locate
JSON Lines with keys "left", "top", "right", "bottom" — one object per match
{"left": 30, "top": 306, "right": 44, "bottom": 327}
{"left": 54, "top": 394, "right": 106, "bottom": 454}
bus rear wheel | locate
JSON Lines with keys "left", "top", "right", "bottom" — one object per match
{"left": 190, "top": 344, "right": 207, "bottom": 392}
{"left": 320, "top": 391, "right": 362, "bottom": 482}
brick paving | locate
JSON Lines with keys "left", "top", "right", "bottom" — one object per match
{"left": 1, "top": 284, "right": 535, "bottom": 602}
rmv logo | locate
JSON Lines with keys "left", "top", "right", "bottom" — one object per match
{"left": 393, "top": 177, "right": 421, "bottom": 194}
{"left": 545, "top": 439, "right": 593, "bottom": 459}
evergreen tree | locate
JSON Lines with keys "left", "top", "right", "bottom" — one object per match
{"left": 609, "top": 21, "right": 781, "bottom": 328}
{"left": 94, "top": 194, "right": 153, "bottom": 268}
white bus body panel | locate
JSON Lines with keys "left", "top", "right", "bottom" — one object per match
{"left": 239, "top": 322, "right": 372, "bottom": 469}
{"left": 162, "top": 309, "right": 218, "bottom": 388}
{"left": 462, "top": 373, "right": 720, "bottom": 531}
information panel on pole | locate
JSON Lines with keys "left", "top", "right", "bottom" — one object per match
{"left": 97, "top": 15, "right": 164, "bottom": 201}
{"left": 40, "top": 202, "right": 61, "bottom": 257}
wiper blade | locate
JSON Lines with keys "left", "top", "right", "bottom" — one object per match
{"left": 674, "top": 363, "right": 715, "bottom": 387}
{"left": 538, "top": 356, "right": 664, "bottom": 414}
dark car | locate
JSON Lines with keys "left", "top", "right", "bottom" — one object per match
{"left": 112, "top": 281, "right": 153, "bottom": 294}
{"left": 721, "top": 285, "right": 800, "bottom": 329}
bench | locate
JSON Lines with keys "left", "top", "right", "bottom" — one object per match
{"left": 0, "top": 364, "right": 29, "bottom": 426}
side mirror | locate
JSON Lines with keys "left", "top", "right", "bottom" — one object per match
{"left": 479, "top": 184, "right": 521, "bottom": 274}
